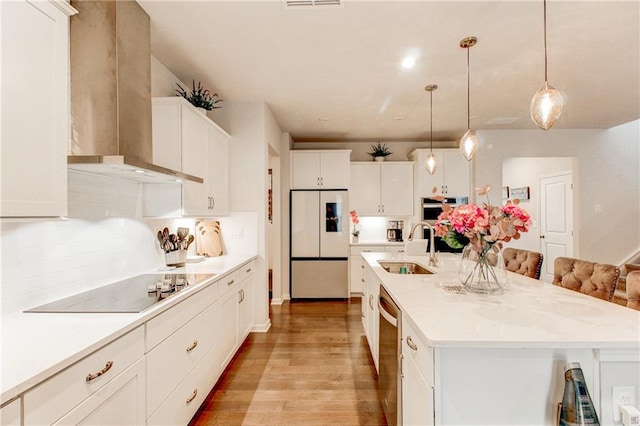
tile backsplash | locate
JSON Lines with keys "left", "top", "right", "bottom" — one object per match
{"left": 1, "top": 171, "right": 256, "bottom": 315}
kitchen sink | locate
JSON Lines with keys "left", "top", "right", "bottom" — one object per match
{"left": 377, "top": 261, "right": 434, "bottom": 275}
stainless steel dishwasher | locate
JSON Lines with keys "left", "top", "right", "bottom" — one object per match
{"left": 378, "top": 285, "right": 401, "bottom": 426}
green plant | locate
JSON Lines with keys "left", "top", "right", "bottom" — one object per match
{"left": 368, "top": 142, "right": 392, "bottom": 158}
{"left": 176, "top": 80, "right": 222, "bottom": 110}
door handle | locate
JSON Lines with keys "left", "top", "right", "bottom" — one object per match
{"left": 539, "top": 235, "right": 545, "bottom": 239}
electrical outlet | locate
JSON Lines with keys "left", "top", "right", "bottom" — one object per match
{"left": 613, "top": 386, "right": 636, "bottom": 422}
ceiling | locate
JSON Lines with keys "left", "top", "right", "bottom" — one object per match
{"left": 138, "top": 0, "right": 640, "bottom": 142}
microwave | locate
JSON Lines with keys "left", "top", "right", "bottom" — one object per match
{"left": 422, "top": 196, "right": 468, "bottom": 222}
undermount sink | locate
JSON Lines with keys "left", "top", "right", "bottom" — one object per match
{"left": 377, "top": 261, "right": 434, "bottom": 275}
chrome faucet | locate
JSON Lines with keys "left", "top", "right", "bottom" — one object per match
{"left": 408, "top": 221, "right": 438, "bottom": 267}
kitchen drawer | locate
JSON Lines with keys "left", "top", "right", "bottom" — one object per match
{"left": 238, "top": 260, "right": 256, "bottom": 282}
{"left": 146, "top": 279, "right": 218, "bottom": 351}
{"left": 402, "top": 316, "right": 434, "bottom": 387}
{"left": 350, "top": 245, "right": 385, "bottom": 255}
{"left": 218, "top": 268, "right": 240, "bottom": 298}
{"left": 384, "top": 245, "right": 405, "bottom": 253}
{"left": 24, "top": 326, "right": 144, "bottom": 425}
{"left": 146, "top": 299, "right": 218, "bottom": 418}
{"left": 147, "top": 344, "right": 219, "bottom": 426}
{"left": 0, "top": 398, "right": 21, "bottom": 426}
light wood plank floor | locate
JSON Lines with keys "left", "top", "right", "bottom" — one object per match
{"left": 190, "top": 298, "right": 387, "bottom": 425}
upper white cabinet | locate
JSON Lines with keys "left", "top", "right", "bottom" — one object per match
{"left": 350, "top": 162, "right": 413, "bottom": 216}
{"left": 0, "top": 0, "right": 76, "bottom": 217}
{"left": 145, "top": 97, "right": 230, "bottom": 217}
{"left": 411, "top": 149, "right": 471, "bottom": 199}
{"left": 291, "top": 150, "right": 350, "bottom": 189}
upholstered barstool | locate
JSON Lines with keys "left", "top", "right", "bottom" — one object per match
{"left": 552, "top": 257, "right": 620, "bottom": 302}
{"left": 503, "top": 248, "right": 543, "bottom": 280}
{"left": 626, "top": 270, "right": 640, "bottom": 311}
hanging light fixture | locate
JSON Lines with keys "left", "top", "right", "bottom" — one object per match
{"left": 530, "top": 0, "right": 563, "bottom": 130}
{"left": 424, "top": 84, "right": 438, "bottom": 175}
{"left": 459, "top": 36, "right": 478, "bottom": 161}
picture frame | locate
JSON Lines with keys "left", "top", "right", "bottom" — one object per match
{"left": 510, "top": 186, "right": 530, "bottom": 201}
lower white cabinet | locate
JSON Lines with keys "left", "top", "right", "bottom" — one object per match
{"left": 56, "top": 358, "right": 145, "bottom": 426}
{"left": 218, "top": 271, "right": 240, "bottom": 370}
{"left": 0, "top": 398, "right": 21, "bottom": 426}
{"left": 364, "top": 263, "right": 380, "bottom": 372}
{"left": 24, "top": 326, "right": 145, "bottom": 425}
{"left": 402, "top": 317, "right": 434, "bottom": 426}
{"left": 238, "top": 271, "right": 255, "bottom": 343}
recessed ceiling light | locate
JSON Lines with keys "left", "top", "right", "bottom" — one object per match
{"left": 134, "top": 170, "right": 145, "bottom": 174}
{"left": 319, "top": 117, "right": 330, "bottom": 122}
{"left": 393, "top": 116, "right": 405, "bottom": 121}
{"left": 401, "top": 57, "right": 416, "bottom": 69}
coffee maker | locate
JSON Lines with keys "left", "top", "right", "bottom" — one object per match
{"left": 386, "top": 220, "right": 404, "bottom": 242}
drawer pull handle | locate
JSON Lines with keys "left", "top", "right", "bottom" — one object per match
{"left": 361, "top": 265, "right": 365, "bottom": 269}
{"left": 227, "top": 279, "right": 235, "bottom": 286}
{"left": 246, "top": 268, "right": 252, "bottom": 273}
{"left": 86, "top": 360, "right": 113, "bottom": 382}
{"left": 186, "top": 389, "right": 198, "bottom": 404}
{"left": 369, "top": 294, "right": 374, "bottom": 310}
{"left": 238, "top": 289, "right": 245, "bottom": 303}
{"left": 186, "top": 340, "right": 198, "bottom": 353}
{"left": 406, "top": 336, "right": 418, "bottom": 351}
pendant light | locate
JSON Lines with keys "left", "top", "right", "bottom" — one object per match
{"left": 424, "top": 84, "right": 438, "bottom": 175}
{"left": 530, "top": 0, "right": 563, "bottom": 130}
{"left": 459, "top": 36, "right": 478, "bottom": 161}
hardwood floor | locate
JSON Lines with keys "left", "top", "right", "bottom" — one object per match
{"left": 190, "top": 298, "right": 387, "bottom": 425}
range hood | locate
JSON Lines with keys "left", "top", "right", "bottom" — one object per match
{"left": 67, "top": 0, "right": 202, "bottom": 184}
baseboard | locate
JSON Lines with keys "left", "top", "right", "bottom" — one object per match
{"left": 251, "top": 319, "right": 271, "bottom": 333}
{"left": 270, "top": 298, "right": 284, "bottom": 305}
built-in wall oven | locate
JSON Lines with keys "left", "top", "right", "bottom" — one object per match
{"left": 422, "top": 196, "right": 468, "bottom": 253}
{"left": 378, "top": 286, "right": 401, "bottom": 426}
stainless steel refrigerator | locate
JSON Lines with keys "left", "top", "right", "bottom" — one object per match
{"left": 290, "top": 190, "right": 349, "bottom": 299}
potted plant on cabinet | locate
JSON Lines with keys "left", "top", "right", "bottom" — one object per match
{"left": 368, "top": 142, "right": 392, "bottom": 161}
{"left": 176, "top": 80, "right": 222, "bottom": 114}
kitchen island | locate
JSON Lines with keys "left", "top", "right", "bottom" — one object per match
{"left": 362, "top": 252, "right": 640, "bottom": 425}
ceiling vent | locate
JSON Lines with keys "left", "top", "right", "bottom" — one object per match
{"left": 282, "top": 0, "right": 344, "bottom": 10}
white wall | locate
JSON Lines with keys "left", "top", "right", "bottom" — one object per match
{"left": 476, "top": 120, "right": 640, "bottom": 265}
{"left": 280, "top": 133, "right": 294, "bottom": 301}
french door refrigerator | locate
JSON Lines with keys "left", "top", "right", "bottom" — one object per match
{"left": 290, "top": 190, "right": 349, "bottom": 299}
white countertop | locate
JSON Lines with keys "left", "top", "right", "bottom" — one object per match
{"left": 363, "top": 252, "right": 640, "bottom": 349}
{"left": 350, "top": 240, "right": 405, "bottom": 246}
{"left": 0, "top": 253, "right": 256, "bottom": 404}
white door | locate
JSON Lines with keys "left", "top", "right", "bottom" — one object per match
{"left": 181, "top": 106, "right": 210, "bottom": 216}
{"left": 319, "top": 152, "right": 350, "bottom": 189}
{"left": 320, "top": 190, "right": 349, "bottom": 258}
{"left": 539, "top": 173, "right": 574, "bottom": 282}
{"left": 291, "top": 152, "right": 321, "bottom": 189}
{"left": 291, "top": 191, "right": 320, "bottom": 258}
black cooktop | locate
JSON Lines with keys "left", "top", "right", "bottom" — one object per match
{"left": 24, "top": 273, "right": 216, "bottom": 313}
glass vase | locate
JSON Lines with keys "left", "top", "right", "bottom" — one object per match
{"left": 458, "top": 243, "right": 507, "bottom": 294}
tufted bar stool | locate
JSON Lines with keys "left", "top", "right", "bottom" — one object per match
{"left": 626, "top": 270, "right": 640, "bottom": 311}
{"left": 553, "top": 257, "right": 620, "bottom": 302}
{"left": 503, "top": 248, "right": 543, "bottom": 280}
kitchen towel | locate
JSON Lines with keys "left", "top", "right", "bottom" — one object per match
{"left": 195, "top": 221, "right": 224, "bottom": 257}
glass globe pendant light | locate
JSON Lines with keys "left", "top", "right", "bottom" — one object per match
{"left": 424, "top": 84, "right": 438, "bottom": 175}
{"left": 530, "top": 0, "right": 563, "bottom": 130}
{"left": 459, "top": 36, "right": 478, "bottom": 161}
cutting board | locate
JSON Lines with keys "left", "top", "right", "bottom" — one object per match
{"left": 195, "top": 220, "right": 224, "bottom": 257}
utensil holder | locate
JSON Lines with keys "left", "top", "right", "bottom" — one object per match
{"left": 165, "top": 250, "right": 187, "bottom": 266}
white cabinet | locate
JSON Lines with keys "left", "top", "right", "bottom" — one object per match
{"left": 364, "top": 263, "right": 380, "bottom": 372}
{"left": 349, "top": 245, "right": 385, "bottom": 298}
{"left": 291, "top": 150, "right": 350, "bottom": 189}
{"left": 411, "top": 149, "right": 471, "bottom": 201}
{"left": 237, "top": 263, "right": 255, "bottom": 343}
{"left": 145, "top": 97, "right": 231, "bottom": 217}
{"left": 350, "top": 162, "right": 413, "bottom": 216}
{"left": 24, "top": 326, "right": 145, "bottom": 425}
{"left": 0, "top": 398, "right": 21, "bottom": 426}
{"left": 402, "top": 316, "right": 435, "bottom": 426}
{"left": 0, "top": 0, "right": 76, "bottom": 217}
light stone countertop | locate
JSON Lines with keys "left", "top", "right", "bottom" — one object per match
{"left": 1, "top": 253, "right": 256, "bottom": 404}
{"left": 363, "top": 252, "right": 640, "bottom": 349}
